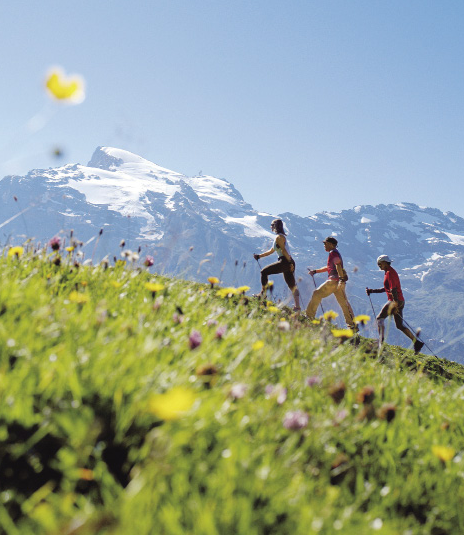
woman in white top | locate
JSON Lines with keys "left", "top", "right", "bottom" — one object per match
{"left": 253, "top": 219, "right": 301, "bottom": 311}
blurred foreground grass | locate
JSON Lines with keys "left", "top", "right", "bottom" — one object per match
{"left": 1, "top": 247, "right": 464, "bottom": 535}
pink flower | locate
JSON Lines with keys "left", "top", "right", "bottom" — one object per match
{"left": 144, "top": 255, "right": 154, "bottom": 267}
{"left": 306, "top": 376, "right": 322, "bottom": 387}
{"left": 215, "top": 325, "right": 227, "bottom": 339}
{"left": 49, "top": 236, "right": 61, "bottom": 251}
{"left": 283, "top": 410, "right": 309, "bottom": 430}
{"left": 230, "top": 383, "right": 248, "bottom": 399}
{"left": 265, "top": 384, "right": 287, "bottom": 404}
{"left": 189, "top": 330, "right": 202, "bottom": 349}
{"left": 207, "top": 318, "right": 218, "bottom": 327}
{"left": 172, "top": 313, "right": 184, "bottom": 324}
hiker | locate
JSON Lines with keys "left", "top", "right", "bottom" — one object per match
{"left": 306, "top": 236, "right": 356, "bottom": 329}
{"left": 253, "top": 219, "right": 301, "bottom": 311}
{"left": 366, "top": 255, "right": 424, "bottom": 354}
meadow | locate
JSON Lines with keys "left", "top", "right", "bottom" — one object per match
{"left": 1, "top": 243, "right": 464, "bottom": 535}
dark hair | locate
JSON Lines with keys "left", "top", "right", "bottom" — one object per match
{"left": 271, "top": 219, "right": 286, "bottom": 235}
{"left": 323, "top": 236, "right": 338, "bottom": 246}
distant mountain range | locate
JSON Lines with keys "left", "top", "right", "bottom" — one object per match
{"left": 1, "top": 147, "right": 464, "bottom": 361}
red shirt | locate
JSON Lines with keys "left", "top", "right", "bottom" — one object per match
{"left": 327, "top": 249, "right": 342, "bottom": 280}
{"left": 384, "top": 267, "right": 404, "bottom": 301}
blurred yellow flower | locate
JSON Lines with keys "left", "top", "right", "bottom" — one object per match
{"left": 323, "top": 310, "right": 339, "bottom": 321}
{"left": 45, "top": 67, "right": 85, "bottom": 103}
{"left": 354, "top": 315, "right": 371, "bottom": 325}
{"left": 80, "top": 281, "right": 88, "bottom": 287}
{"left": 217, "top": 287, "right": 238, "bottom": 298}
{"left": 432, "top": 445, "right": 455, "bottom": 462}
{"left": 311, "top": 319, "right": 321, "bottom": 325}
{"left": 7, "top": 246, "right": 24, "bottom": 258}
{"left": 267, "top": 281, "right": 274, "bottom": 287}
{"left": 236, "top": 285, "right": 250, "bottom": 293}
{"left": 207, "top": 276, "right": 220, "bottom": 286}
{"left": 332, "top": 328, "right": 354, "bottom": 339}
{"left": 252, "top": 340, "right": 265, "bottom": 351}
{"left": 110, "top": 281, "right": 123, "bottom": 288}
{"left": 69, "top": 291, "right": 89, "bottom": 304}
{"left": 65, "top": 246, "right": 75, "bottom": 252}
{"left": 145, "top": 282, "right": 165, "bottom": 293}
{"left": 267, "top": 306, "right": 280, "bottom": 313}
{"left": 148, "top": 387, "right": 195, "bottom": 421}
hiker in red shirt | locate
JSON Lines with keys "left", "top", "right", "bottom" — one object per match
{"left": 366, "top": 255, "right": 424, "bottom": 354}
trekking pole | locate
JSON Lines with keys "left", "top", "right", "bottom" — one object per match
{"left": 254, "top": 255, "right": 262, "bottom": 270}
{"left": 366, "top": 289, "right": 378, "bottom": 326}
{"left": 310, "top": 273, "right": 325, "bottom": 315}
{"left": 399, "top": 316, "right": 440, "bottom": 360}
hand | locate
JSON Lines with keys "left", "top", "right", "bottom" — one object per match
{"left": 253, "top": 254, "right": 260, "bottom": 261}
{"left": 308, "top": 269, "right": 317, "bottom": 276}
{"left": 366, "top": 288, "right": 372, "bottom": 295}
{"left": 339, "top": 276, "right": 348, "bottom": 283}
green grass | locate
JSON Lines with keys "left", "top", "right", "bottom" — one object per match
{"left": 1, "top": 248, "right": 464, "bottom": 534}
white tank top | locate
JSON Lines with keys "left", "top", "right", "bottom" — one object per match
{"left": 274, "top": 234, "right": 289, "bottom": 258}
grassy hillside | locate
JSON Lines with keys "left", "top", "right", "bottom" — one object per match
{"left": 1, "top": 246, "right": 464, "bottom": 535}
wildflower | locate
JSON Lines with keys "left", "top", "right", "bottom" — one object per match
{"left": 189, "top": 330, "right": 202, "bottom": 349}
{"left": 120, "top": 239, "right": 126, "bottom": 248}
{"left": 230, "top": 383, "right": 248, "bottom": 399}
{"left": 49, "top": 236, "right": 61, "bottom": 250}
{"left": 207, "top": 276, "right": 220, "bottom": 288}
{"left": 432, "top": 445, "right": 455, "bottom": 462}
{"left": 311, "top": 319, "right": 321, "bottom": 325}
{"left": 283, "top": 410, "right": 309, "bottom": 430}
{"left": 378, "top": 403, "right": 397, "bottom": 422}
{"left": 69, "top": 291, "right": 89, "bottom": 304}
{"left": 148, "top": 387, "right": 195, "bottom": 421}
{"left": 215, "top": 325, "right": 227, "bottom": 339}
{"left": 267, "top": 306, "right": 280, "bottom": 313}
{"left": 328, "top": 381, "right": 346, "bottom": 404}
{"left": 145, "top": 282, "right": 165, "bottom": 294}
{"left": 267, "top": 280, "right": 274, "bottom": 294}
{"left": 354, "top": 315, "right": 370, "bottom": 326}
{"left": 356, "top": 386, "right": 375, "bottom": 405}
{"left": 206, "top": 318, "right": 218, "bottom": 327}
{"left": 45, "top": 67, "right": 85, "bottom": 103}
{"left": 332, "top": 328, "right": 354, "bottom": 341}
{"left": 78, "top": 468, "right": 94, "bottom": 481}
{"left": 236, "top": 285, "right": 250, "bottom": 294}
{"left": 110, "top": 281, "right": 123, "bottom": 289}
{"left": 217, "top": 287, "right": 238, "bottom": 298}
{"left": 80, "top": 281, "right": 88, "bottom": 287}
{"left": 144, "top": 255, "right": 154, "bottom": 267}
{"left": 306, "top": 376, "right": 322, "bottom": 387}
{"left": 278, "top": 321, "right": 290, "bottom": 331}
{"left": 333, "top": 409, "right": 349, "bottom": 425}
{"left": 196, "top": 363, "right": 219, "bottom": 387}
{"left": 323, "top": 310, "right": 338, "bottom": 322}
{"left": 172, "top": 312, "right": 184, "bottom": 324}
{"left": 252, "top": 340, "right": 264, "bottom": 351}
{"left": 265, "top": 384, "right": 287, "bottom": 404}
{"left": 7, "top": 246, "right": 24, "bottom": 258}
{"left": 65, "top": 246, "right": 75, "bottom": 252}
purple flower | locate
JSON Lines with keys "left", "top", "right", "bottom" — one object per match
{"left": 144, "top": 255, "right": 154, "bottom": 267}
{"left": 49, "top": 236, "right": 61, "bottom": 251}
{"left": 172, "top": 312, "right": 184, "bottom": 324}
{"left": 306, "top": 376, "right": 322, "bottom": 387}
{"left": 207, "top": 318, "right": 218, "bottom": 327}
{"left": 189, "top": 330, "right": 202, "bottom": 349}
{"left": 230, "top": 383, "right": 248, "bottom": 399}
{"left": 215, "top": 325, "right": 227, "bottom": 339}
{"left": 283, "top": 410, "right": 309, "bottom": 430}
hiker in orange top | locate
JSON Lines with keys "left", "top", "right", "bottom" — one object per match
{"left": 366, "top": 255, "right": 424, "bottom": 354}
{"left": 306, "top": 236, "right": 356, "bottom": 329}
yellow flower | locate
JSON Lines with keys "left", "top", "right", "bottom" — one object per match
{"left": 267, "top": 281, "right": 274, "bottom": 287}
{"left": 331, "top": 328, "right": 354, "bottom": 339}
{"left": 145, "top": 282, "right": 165, "bottom": 293}
{"left": 207, "top": 276, "right": 220, "bottom": 286}
{"left": 65, "top": 246, "right": 75, "bottom": 252}
{"left": 69, "top": 291, "right": 89, "bottom": 304}
{"left": 311, "top": 319, "right": 321, "bottom": 325}
{"left": 323, "top": 310, "right": 339, "bottom": 322}
{"left": 7, "top": 246, "right": 24, "bottom": 258}
{"left": 236, "top": 285, "right": 250, "bottom": 294}
{"left": 80, "top": 281, "right": 88, "bottom": 287}
{"left": 432, "top": 445, "right": 455, "bottom": 462}
{"left": 267, "top": 306, "right": 280, "bottom": 313}
{"left": 45, "top": 67, "right": 85, "bottom": 103}
{"left": 354, "top": 315, "right": 371, "bottom": 325}
{"left": 217, "top": 287, "right": 238, "bottom": 298}
{"left": 110, "top": 281, "right": 123, "bottom": 289}
{"left": 148, "top": 387, "right": 195, "bottom": 421}
{"left": 252, "top": 340, "right": 265, "bottom": 351}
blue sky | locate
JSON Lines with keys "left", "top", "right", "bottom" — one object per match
{"left": 1, "top": 1, "right": 463, "bottom": 218}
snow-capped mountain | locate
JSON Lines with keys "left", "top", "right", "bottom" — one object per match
{"left": 1, "top": 147, "right": 464, "bottom": 361}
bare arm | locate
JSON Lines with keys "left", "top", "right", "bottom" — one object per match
{"left": 256, "top": 247, "right": 275, "bottom": 259}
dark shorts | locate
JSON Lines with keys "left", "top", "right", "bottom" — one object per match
{"left": 377, "top": 300, "right": 406, "bottom": 330}
{"left": 261, "top": 257, "right": 296, "bottom": 289}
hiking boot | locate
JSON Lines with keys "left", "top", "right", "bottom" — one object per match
{"left": 414, "top": 340, "right": 424, "bottom": 355}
